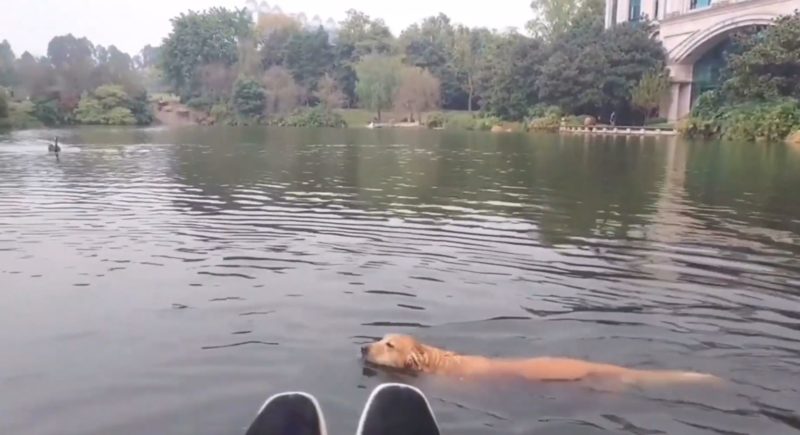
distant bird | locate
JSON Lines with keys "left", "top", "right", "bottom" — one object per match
{"left": 48, "top": 137, "right": 61, "bottom": 153}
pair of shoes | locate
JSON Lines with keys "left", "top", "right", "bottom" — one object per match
{"left": 245, "top": 383, "right": 440, "bottom": 435}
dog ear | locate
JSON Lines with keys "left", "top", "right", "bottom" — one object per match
{"left": 404, "top": 344, "right": 426, "bottom": 371}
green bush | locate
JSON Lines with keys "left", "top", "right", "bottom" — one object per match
{"left": 276, "top": 106, "right": 347, "bottom": 128}
{"left": 528, "top": 115, "right": 561, "bottom": 132}
{"left": 232, "top": 79, "right": 266, "bottom": 119}
{"left": 425, "top": 112, "right": 446, "bottom": 129}
{"left": 34, "top": 99, "right": 68, "bottom": 126}
{"left": 683, "top": 99, "right": 800, "bottom": 142}
{"left": 105, "top": 107, "right": 137, "bottom": 125}
{"left": 209, "top": 103, "right": 233, "bottom": 124}
{"left": 528, "top": 104, "right": 562, "bottom": 119}
{"left": 74, "top": 85, "right": 145, "bottom": 125}
{"left": 4, "top": 101, "right": 43, "bottom": 129}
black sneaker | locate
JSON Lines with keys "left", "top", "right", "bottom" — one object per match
{"left": 245, "top": 391, "right": 327, "bottom": 435}
{"left": 356, "top": 383, "right": 440, "bottom": 435}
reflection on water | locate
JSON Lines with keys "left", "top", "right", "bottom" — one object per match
{"left": 1, "top": 127, "right": 799, "bottom": 435}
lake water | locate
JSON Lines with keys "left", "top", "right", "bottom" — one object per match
{"left": 1, "top": 127, "right": 800, "bottom": 435}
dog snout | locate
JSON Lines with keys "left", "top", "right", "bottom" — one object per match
{"left": 360, "top": 345, "right": 369, "bottom": 357}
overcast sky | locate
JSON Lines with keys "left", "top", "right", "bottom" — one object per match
{"left": 0, "top": 0, "right": 532, "bottom": 57}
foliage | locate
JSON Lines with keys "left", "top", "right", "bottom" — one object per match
{"left": 538, "top": 20, "right": 665, "bottom": 122}
{"left": 631, "top": 69, "right": 669, "bottom": 121}
{"left": 262, "top": 66, "right": 302, "bottom": 115}
{"left": 338, "top": 10, "right": 394, "bottom": 58}
{"left": 400, "top": 14, "right": 466, "bottom": 109}
{"left": 527, "top": 0, "right": 590, "bottom": 41}
{"left": 0, "top": 40, "right": 17, "bottom": 88}
{"left": 284, "top": 27, "right": 334, "bottom": 91}
{"left": 0, "top": 88, "right": 8, "bottom": 118}
{"left": 683, "top": 99, "right": 800, "bottom": 142}
{"left": 394, "top": 66, "right": 441, "bottom": 121}
{"left": 232, "top": 78, "right": 266, "bottom": 118}
{"left": 277, "top": 106, "right": 347, "bottom": 128}
{"left": 477, "top": 34, "right": 544, "bottom": 121}
{"left": 74, "top": 84, "right": 141, "bottom": 125}
{"left": 425, "top": 112, "right": 446, "bottom": 129}
{"left": 528, "top": 115, "right": 561, "bottom": 131}
{"left": 451, "top": 27, "right": 495, "bottom": 113}
{"left": 354, "top": 55, "right": 402, "bottom": 120}
{"left": 2, "top": 101, "right": 44, "bottom": 129}
{"left": 161, "top": 7, "right": 252, "bottom": 99}
{"left": 209, "top": 103, "right": 234, "bottom": 124}
{"left": 724, "top": 12, "right": 800, "bottom": 102}
{"left": 314, "top": 74, "right": 346, "bottom": 109}
{"left": 719, "top": 100, "right": 800, "bottom": 142}
{"left": 33, "top": 99, "right": 70, "bottom": 126}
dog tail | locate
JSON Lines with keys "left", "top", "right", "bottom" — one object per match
{"left": 620, "top": 370, "right": 722, "bottom": 386}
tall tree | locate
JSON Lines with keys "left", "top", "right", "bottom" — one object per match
{"left": 262, "top": 66, "right": 302, "bottom": 114}
{"left": 393, "top": 66, "right": 441, "bottom": 121}
{"left": 0, "top": 40, "right": 17, "bottom": 88}
{"left": 160, "top": 7, "right": 252, "bottom": 99}
{"left": 452, "top": 27, "right": 493, "bottom": 112}
{"left": 477, "top": 33, "right": 544, "bottom": 120}
{"left": 337, "top": 10, "right": 394, "bottom": 58}
{"left": 631, "top": 69, "right": 669, "bottom": 123}
{"left": 400, "top": 14, "right": 465, "bottom": 109}
{"left": 284, "top": 27, "right": 334, "bottom": 91}
{"left": 47, "top": 34, "right": 97, "bottom": 106}
{"left": 527, "top": 0, "right": 594, "bottom": 41}
{"left": 334, "top": 10, "right": 394, "bottom": 107}
{"left": 354, "top": 55, "right": 402, "bottom": 121}
{"left": 15, "top": 52, "right": 54, "bottom": 99}
{"left": 314, "top": 73, "right": 346, "bottom": 109}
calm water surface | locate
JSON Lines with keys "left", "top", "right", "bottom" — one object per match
{"left": 2, "top": 127, "right": 800, "bottom": 435}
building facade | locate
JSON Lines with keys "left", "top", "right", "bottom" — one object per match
{"left": 605, "top": 0, "right": 800, "bottom": 121}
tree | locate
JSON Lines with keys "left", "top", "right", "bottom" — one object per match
{"left": 198, "top": 62, "right": 236, "bottom": 102}
{"left": 284, "top": 27, "right": 333, "bottom": 91}
{"left": 394, "top": 66, "right": 441, "bottom": 121}
{"left": 337, "top": 10, "right": 394, "bottom": 58}
{"left": 161, "top": 8, "right": 252, "bottom": 99}
{"left": 400, "top": 14, "right": 466, "bottom": 109}
{"left": 262, "top": 66, "right": 302, "bottom": 115}
{"left": 232, "top": 78, "right": 266, "bottom": 118}
{"left": 452, "top": 27, "right": 492, "bottom": 112}
{"left": 527, "top": 0, "right": 598, "bottom": 41}
{"left": 477, "top": 33, "right": 544, "bottom": 120}
{"left": 538, "top": 19, "right": 664, "bottom": 120}
{"left": 0, "top": 40, "right": 16, "bottom": 88}
{"left": 354, "top": 55, "right": 402, "bottom": 121}
{"left": 631, "top": 69, "right": 669, "bottom": 122}
{"left": 314, "top": 73, "right": 346, "bottom": 109}
{"left": 334, "top": 10, "right": 395, "bottom": 107}
{"left": 724, "top": 12, "right": 800, "bottom": 102}
{"left": 47, "top": 34, "right": 97, "bottom": 106}
{"left": 139, "top": 45, "right": 162, "bottom": 69}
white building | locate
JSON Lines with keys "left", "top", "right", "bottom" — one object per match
{"left": 605, "top": 0, "right": 800, "bottom": 121}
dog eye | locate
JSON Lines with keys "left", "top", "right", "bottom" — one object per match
{"left": 386, "top": 341, "right": 395, "bottom": 349}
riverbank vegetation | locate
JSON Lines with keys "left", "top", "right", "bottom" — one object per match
{"left": 1, "top": 3, "right": 798, "bottom": 138}
{"left": 681, "top": 12, "right": 800, "bottom": 143}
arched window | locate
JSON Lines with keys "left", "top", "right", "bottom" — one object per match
{"left": 629, "top": 0, "right": 642, "bottom": 21}
{"left": 690, "top": 0, "right": 712, "bottom": 9}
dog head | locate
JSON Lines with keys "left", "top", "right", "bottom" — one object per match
{"left": 360, "top": 334, "right": 429, "bottom": 371}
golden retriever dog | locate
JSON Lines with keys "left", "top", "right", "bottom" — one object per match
{"left": 361, "top": 334, "right": 721, "bottom": 386}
